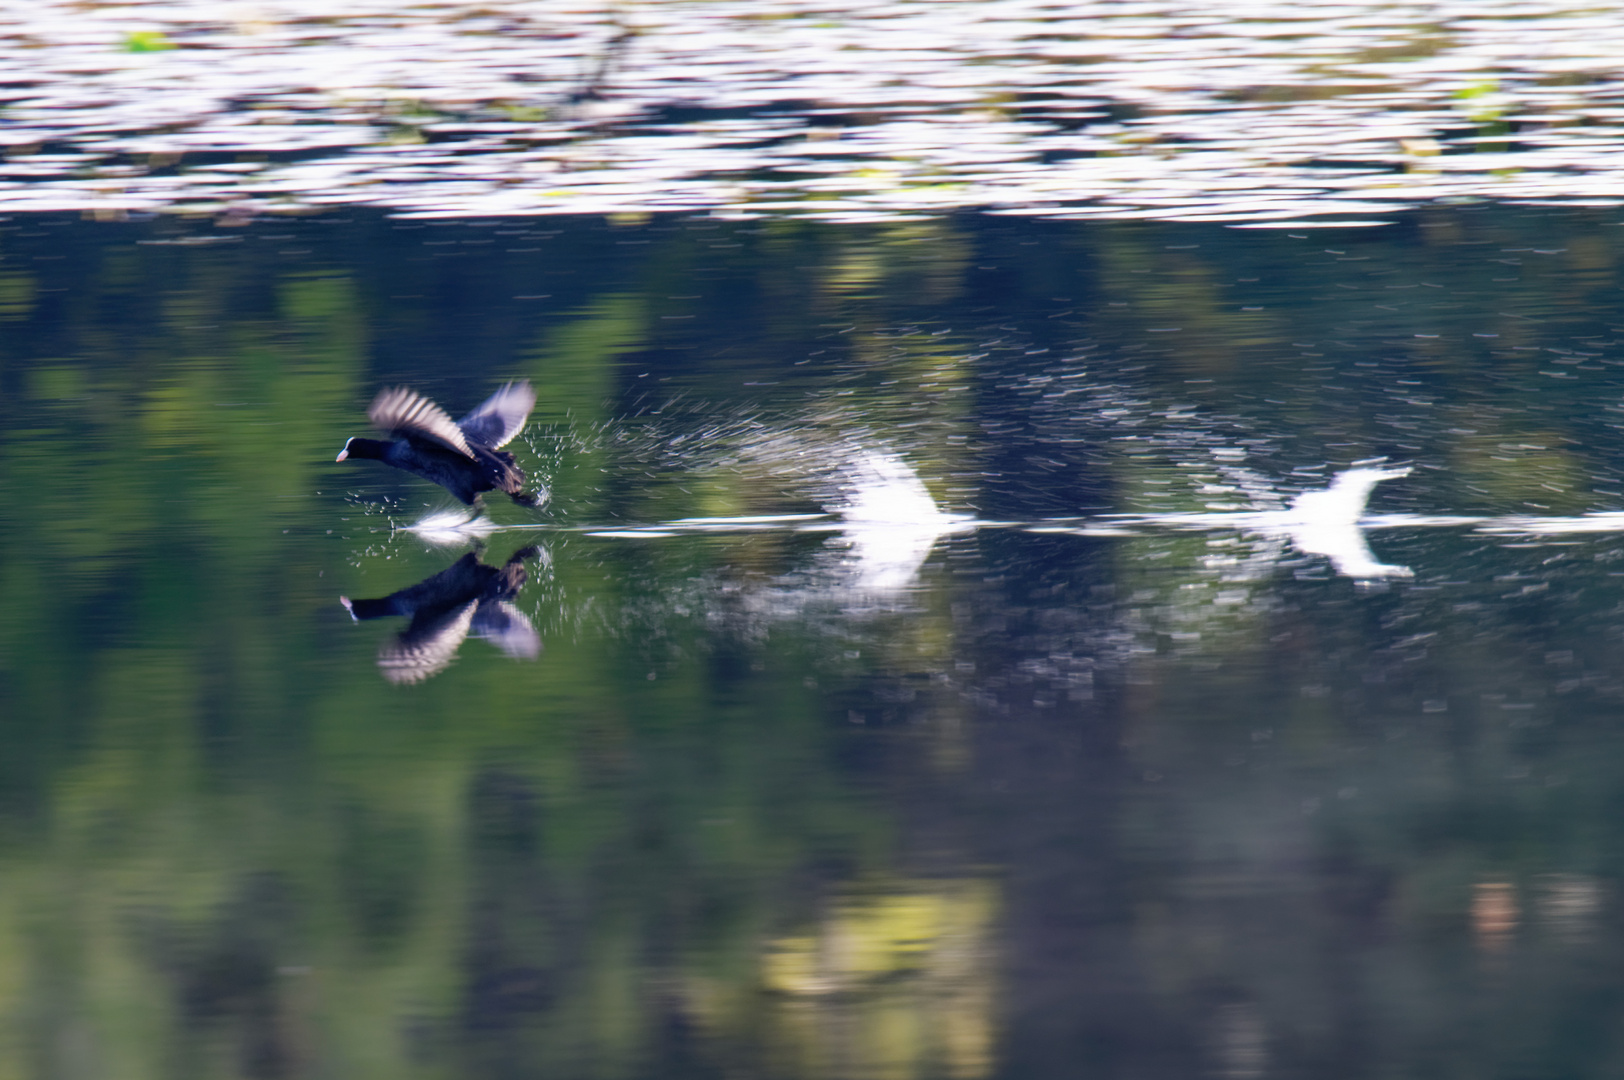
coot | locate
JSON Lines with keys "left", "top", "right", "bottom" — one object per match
{"left": 336, "top": 382, "right": 541, "bottom": 506}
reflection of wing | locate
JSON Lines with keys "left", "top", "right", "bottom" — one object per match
{"left": 377, "top": 600, "right": 479, "bottom": 684}
{"left": 458, "top": 381, "right": 535, "bottom": 449}
{"left": 369, "top": 387, "right": 475, "bottom": 458}
{"left": 472, "top": 600, "right": 542, "bottom": 659}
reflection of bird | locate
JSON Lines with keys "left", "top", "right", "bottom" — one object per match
{"left": 341, "top": 546, "right": 543, "bottom": 684}
{"left": 336, "top": 382, "right": 540, "bottom": 506}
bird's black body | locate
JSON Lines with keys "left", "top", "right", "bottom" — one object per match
{"left": 338, "top": 435, "right": 530, "bottom": 506}
{"left": 337, "top": 382, "right": 540, "bottom": 506}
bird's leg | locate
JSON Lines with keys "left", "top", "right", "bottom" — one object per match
{"left": 506, "top": 545, "right": 542, "bottom": 566}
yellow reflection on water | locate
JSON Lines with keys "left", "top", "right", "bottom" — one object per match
{"left": 689, "top": 877, "right": 998, "bottom": 1080}
{"left": 1472, "top": 880, "right": 1518, "bottom": 953}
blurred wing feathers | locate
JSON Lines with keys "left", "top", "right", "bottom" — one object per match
{"left": 369, "top": 388, "right": 475, "bottom": 459}
{"left": 472, "top": 601, "right": 543, "bottom": 660}
{"left": 458, "top": 381, "right": 536, "bottom": 449}
{"left": 377, "top": 600, "right": 479, "bottom": 684}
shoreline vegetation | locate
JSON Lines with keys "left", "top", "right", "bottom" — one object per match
{"left": 0, "top": 0, "right": 1622, "bottom": 224}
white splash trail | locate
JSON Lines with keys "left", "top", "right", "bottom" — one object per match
{"left": 1033, "top": 466, "right": 1418, "bottom": 579}
{"left": 402, "top": 508, "right": 500, "bottom": 546}
{"left": 395, "top": 466, "right": 1624, "bottom": 581}
{"left": 1475, "top": 512, "right": 1624, "bottom": 536}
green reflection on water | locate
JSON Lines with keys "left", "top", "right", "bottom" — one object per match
{"left": 3, "top": 209, "right": 1624, "bottom": 1078}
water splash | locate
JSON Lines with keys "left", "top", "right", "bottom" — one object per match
{"left": 831, "top": 450, "right": 974, "bottom": 593}
{"left": 405, "top": 508, "right": 499, "bottom": 547}
{"left": 1275, "top": 466, "right": 1415, "bottom": 579}
{"left": 1037, "top": 465, "right": 1415, "bottom": 580}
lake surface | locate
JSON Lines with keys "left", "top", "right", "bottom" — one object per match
{"left": 7, "top": 205, "right": 1624, "bottom": 1078}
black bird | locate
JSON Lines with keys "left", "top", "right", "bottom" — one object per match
{"left": 342, "top": 546, "right": 544, "bottom": 684}
{"left": 336, "top": 382, "right": 541, "bottom": 506}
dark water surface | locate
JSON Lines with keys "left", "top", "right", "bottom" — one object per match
{"left": 7, "top": 207, "right": 1624, "bottom": 1078}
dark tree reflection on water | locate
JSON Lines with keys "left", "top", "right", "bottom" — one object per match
{"left": 4, "top": 208, "right": 1624, "bottom": 1077}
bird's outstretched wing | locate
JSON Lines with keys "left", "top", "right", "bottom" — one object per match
{"left": 457, "top": 381, "right": 536, "bottom": 449}
{"left": 472, "top": 601, "right": 543, "bottom": 660}
{"left": 369, "top": 387, "right": 475, "bottom": 459}
{"left": 377, "top": 600, "right": 479, "bottom": 684}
